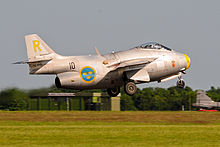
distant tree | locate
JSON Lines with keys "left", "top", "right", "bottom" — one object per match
{"left": 0, "top": 85, "right": 200, "bottom": 111}
{"left": 141, "top": 87, "right": 154, "bottom": 110}
{"left": 207, "top": 86, "right": 220, "bottom": 102}
{"left": 130, "top": 88, "right": 142, "bottom": 110}
{"left": 0, "top": 88, "right": 29, "bottom": 110}
{"left": 167, "top": 86, "right": 196, "bottom": 110}
{"left": 47, "top": 85, "right": 106, "bottom": 95}
{"left": 120, "top": 94, "right": 137, "bottom": 111}
{"left": 153, "top": 88, "right": 170, "bottom": 110}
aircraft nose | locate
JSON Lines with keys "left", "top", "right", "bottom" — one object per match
{"left": 184, "top": 54, "right": 191, "bottom": 69}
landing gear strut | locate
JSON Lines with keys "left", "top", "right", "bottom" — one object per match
{"left": 176, "top": 76, "right": 185, "bottom": 88}
{"left": 107, "top": 87, "right": 120, "bottom": 97}
{"left": 124, "top": 81, "right": 137, "bottom": 96}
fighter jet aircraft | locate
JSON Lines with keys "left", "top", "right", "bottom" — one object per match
{"left": 193, "top": 90, "right": 220, "bottom": 109}
{"left": 15, "top": 34, "right": 191, "bottom": 96}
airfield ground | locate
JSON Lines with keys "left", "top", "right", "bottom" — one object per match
{"left": 0, "top": 111, "right": 220, "bottom": 147}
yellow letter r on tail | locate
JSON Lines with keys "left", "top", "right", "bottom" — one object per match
{"left": 33, "top": 40, "right": 42, "bottom": 52}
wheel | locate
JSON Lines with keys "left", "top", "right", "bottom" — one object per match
{"left": 124, "top": 81, "right": 137, "bottom": 96}
{"left": 177, "top": 79, "right": 185, "bottom": 88}
{"left": 107, "top": 87, "right": 120, "bottom": 97}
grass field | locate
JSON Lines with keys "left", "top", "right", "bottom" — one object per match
{"left": 1, "top": 111, "right": 220, "bottom": 147}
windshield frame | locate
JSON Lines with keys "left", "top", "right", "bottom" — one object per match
{"left": 139, "top": 42, "right": 172, "bottom": 51}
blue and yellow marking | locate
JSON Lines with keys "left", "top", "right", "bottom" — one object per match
{"left": 80, "top": 66, "right": 96, "bottom": 83}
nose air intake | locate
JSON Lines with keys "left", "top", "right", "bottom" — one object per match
{"left": 184, "top": 54, "right": 191, "bottom": 69}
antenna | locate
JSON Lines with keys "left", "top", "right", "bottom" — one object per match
{"left": 94, "top": 46, "right": 101, "bottom": 56}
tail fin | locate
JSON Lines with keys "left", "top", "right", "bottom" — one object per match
{"left": 25, "top": 34, "right": 56, "bottom": 62}
{"left": 196, "top": 90, "right": 213, "bottom": 104}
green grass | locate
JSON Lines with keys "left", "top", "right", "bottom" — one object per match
{"left": 0, "top": 111, "right": 220, "bottom": 147}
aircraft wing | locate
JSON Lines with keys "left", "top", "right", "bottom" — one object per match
{"left": 107, "top": 57, "right": 157, "bottom": 70}
{"left": 106, "top": 57, "right": 157, "bottom": 82}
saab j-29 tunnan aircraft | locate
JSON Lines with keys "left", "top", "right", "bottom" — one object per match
{"left": 16, "top": 34, "right": 191, "bottom": 97}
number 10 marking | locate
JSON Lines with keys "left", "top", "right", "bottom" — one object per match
{"left": 69, "top": 62, "right": 75, "bottom": 70}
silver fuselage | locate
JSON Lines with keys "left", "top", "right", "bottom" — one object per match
{"left": 29, "top": 47, "right": 189, "bottom": 90}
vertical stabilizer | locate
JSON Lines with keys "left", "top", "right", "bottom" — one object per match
{"left": 196, "top": 90, "right": 213, "bottom": 104}
{"left": 25, "top": 34, "right": 56, "bottom": 61}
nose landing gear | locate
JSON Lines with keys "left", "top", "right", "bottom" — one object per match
{"left": 176, "top": 76, "right": 185, "bottom": 88}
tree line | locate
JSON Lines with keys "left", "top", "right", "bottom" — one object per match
{"left": 0, "top": 85, "right": 220, "bottom": 111}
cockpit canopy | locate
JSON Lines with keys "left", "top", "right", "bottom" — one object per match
{"left": 139, "top": 42, "right": 172, "bottom": 51}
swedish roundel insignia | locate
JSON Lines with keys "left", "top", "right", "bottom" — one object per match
{"left": 80, "top": 66, "right": 96, "bottom": 83}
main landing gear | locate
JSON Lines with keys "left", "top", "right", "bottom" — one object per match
{"left": 176, "top": 76, "right": 185, "bottom": 88}
{"left": 124, "top": 81, "right": 137, "bottom": 96}
{"left": 107, "top": 87, "right": 120, "bottom": 97}
{"left": 107, "top": 81, "right": 137, "bottom": 97}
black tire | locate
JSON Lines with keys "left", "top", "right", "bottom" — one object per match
{"left": 107, "top": 87, "right": 120, "bottom": 97}
{"left": 124, "top": 81, "right": 137, "bottom": 96}
{"left": 177, "top": 79, "right": 185, "bottom": 88}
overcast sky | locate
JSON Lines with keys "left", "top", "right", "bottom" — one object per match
{"left": 0, "top": 0, "right": 220, "bottom": 90}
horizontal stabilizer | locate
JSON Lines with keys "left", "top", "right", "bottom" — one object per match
{"left": 13, "top": 61, "right": 27, "bottom": 64}
{"left": 13, "top": 59, "right": 52, "bottom": 64}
